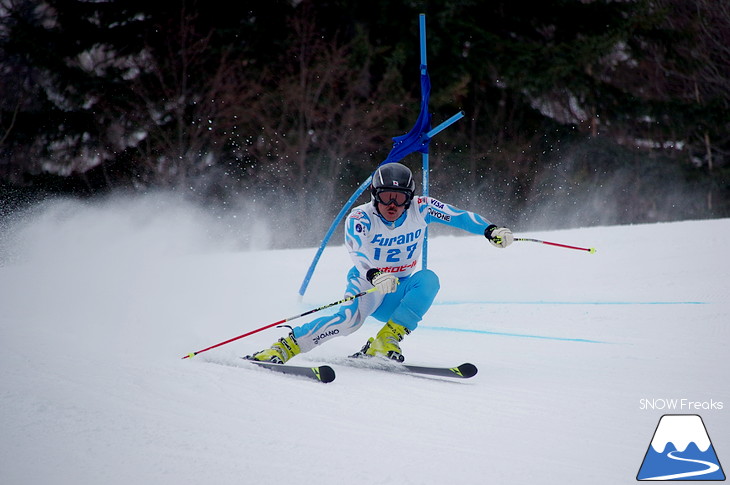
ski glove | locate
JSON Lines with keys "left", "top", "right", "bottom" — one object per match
{"left": 485, "top": 224, "right": 514, "bottom": 248}
{"left": 366, "top": 269, "right": 399, "bottom": 294}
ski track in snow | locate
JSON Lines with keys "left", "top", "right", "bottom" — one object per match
{"left": 1, "top": 197, "right": 728, "bottom": 485}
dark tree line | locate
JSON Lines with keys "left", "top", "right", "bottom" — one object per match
{"left": 1, "top": 0, "right": 728, "bottom": 240}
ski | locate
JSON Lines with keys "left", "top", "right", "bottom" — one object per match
{"left": 401, "top": 362, "right": 477, "bottom": 379}
{"left": 244, "top": 360, "right": 336, "bottom": 383}
{"left": 241, "top": 358, "right": 474, "bottom": 382}
{"left": 345, "top": 358, "right": 477, "bottom": 379}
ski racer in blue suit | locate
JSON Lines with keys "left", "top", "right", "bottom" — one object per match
{"left": 248, "top": 162, "right": 513, "bottom": 363}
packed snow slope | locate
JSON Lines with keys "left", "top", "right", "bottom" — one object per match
{"left": 1, "top": 196, "right": 728, "bottom": 485}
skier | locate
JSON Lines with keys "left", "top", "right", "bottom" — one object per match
{"left": 247, "top": 162, "right": 513, "bottom": 364}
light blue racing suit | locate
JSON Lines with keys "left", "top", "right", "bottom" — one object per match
{"left": 292, "top": 196, "right": 492, "bottom": 353}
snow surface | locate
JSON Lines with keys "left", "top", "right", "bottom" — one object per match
{"left": 1, "top": 195, "right": 728, "bottom": 485}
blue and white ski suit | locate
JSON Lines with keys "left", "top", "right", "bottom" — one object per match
{"left": 292, "top": 196, "right": 493, "bottom": 352}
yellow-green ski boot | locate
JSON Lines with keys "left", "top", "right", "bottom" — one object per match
{"left": 351, "top": 321, "right": 410, "bottom": 362}
{"left": 247, "top": 334, "right": 300, "bottom": 364}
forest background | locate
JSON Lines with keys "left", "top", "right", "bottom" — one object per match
{"left": 1, "top": 0, "right": 728, "bottom": 248}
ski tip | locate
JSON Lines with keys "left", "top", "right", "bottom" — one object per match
{"left": 316, "top": 365, "right": 336, "bottom": 383}
{"left": 457, "top": 363, "right": 478, "bottom": 378}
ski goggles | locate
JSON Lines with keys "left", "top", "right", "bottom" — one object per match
{"left": 375, "top": 189, "right": 411, "bottom": 207}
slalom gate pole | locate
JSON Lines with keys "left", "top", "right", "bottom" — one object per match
{"left": 427, "top": 111, "right": 464, "bottom": 138}
{"left": 182, "top": 287, "right": 379, "bottom": 359}
{"left": 420, "top": 13, "right": 430, "bottom": 270}
{"left": 515, "top": 237, "right": 597, "bottom": 253}
{"left": 298, "top": 176, "right": 372, "bottom": 298}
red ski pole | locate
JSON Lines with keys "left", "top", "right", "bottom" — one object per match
{"left": 182, "top": 287, "right": 378, "bottom": 359}
{"left": 515, "top": 237, "right": 597, "bottom": 253}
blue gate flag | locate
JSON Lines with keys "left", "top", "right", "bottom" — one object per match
{"left": 381, "top": 68, "right": 432, "bottom": 164}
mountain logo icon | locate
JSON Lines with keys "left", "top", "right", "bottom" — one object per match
{"left": 637, "top": 414, "right": 725, "bottom": 481}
